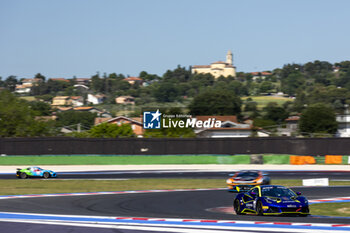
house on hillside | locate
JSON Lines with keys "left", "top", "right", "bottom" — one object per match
{"left": 194, "top": 115, "right": 253, "bottom": 138}
{"left": 87, "top": 93, "right": 105, "bottom": 105}
{"left": 14, "top": 84, "right": 32, "bottom": 94}
{"left": 277, "top": 116, "right": 300, "bottom": 136}
{"left": 50, "top": 78, "right": 70, "bottom": 83}
{"left": 94, "top": 116, "right": 143, "bottom": 136}
{"left": 124, "top": 77, "right": 143, "bottom": 85}
{"left": 70, "top": 96, "right": 84, "bottom": 107}
{"left": 115, "top": 96, "right": 135, "bottom": 105}
{"left": 336, "top": 110, "right": 350, "bottom": 137}
{"left": 51, "top": 96, "right": 72, "bottom": 106}
{"left": 73, "top": 106, "right": 112, "bottom": 118}
{"left": 15, "top": 78, "right": 42, "bottom": 94}
{"left": 75, "top": 78, "right": 91, "bottom": 85}
{"left": 56, "top": 107, "right": 73, "bottom": 112}
{"left": 251, "top": 72, "right": 272, "bottom": 81}
{"left": 21, "top": 78, "right": 42, "bottom": 86}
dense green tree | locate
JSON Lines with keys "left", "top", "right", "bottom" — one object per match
{"left": 47, "top": 79, "right": 71, "bottom": 94}
{"left": 244, "top": 100, "right": 259, "bottom": 118}
{"left": 253, "top": 118, "right": 276, "bottom": 129}
{"left": 0, "top": 91, "right": 55, "bottom": 137}
{"left": 91, "top": 73, "right": 104, "bottom": 92}
{"left": 305, "top": 85, "right": 349, "bottom": 111}
{"left": 31, "top": 78, "right": 72, "bottom": 95}
{"left": 36, "top": 94, "right": 54, "bottom": 102}
{"left": 185, "top": 73, "right": 215, "bottom": 97}
{"left": 139, "top": 71, "right": 159, "bottom": 82}
{"left": 163, "top": 65, "right": 191, "bottom": 83}
{"left": 4, "top": 76, "right": 18, "bottom": 92}
{"left": 263, "top": 102, "right": 289, "bottom": 123}
{"left": 153, "top": 82, "right": 180, "bottom": 102}
{"left": 281, "top": 72, "right": 305, "bottom": 96}
{"left": 335, "top": 61, "right": 350, "bottom": 72}
{"left": 34, "top": 73, "right": 46, "bottom": 81}
{"left": 56, "top": 111, "right": 97, "bottom": 129}
{"left": 244, "top": 100, "right": 258, "bottom": 112}
{"left": 28, "top": 101, "right": 52, "bottom": 116}
{"left": 227, "top": 80, "right": 248, "bottom": 96}
{"left": 189, "top": 89, "right": 242, "bottom": 116}
{"left": 299, "top": 103, "right": 338, "bottom": 135}
{"left": 333, "top": 68, "right": 350, "bottom": 90}
{"left": 259, "top": 81, "right": 274, "bottom": 93}
{"left": 279, "top": 63, "right": 303, "bottom": 79}
{"left": 304, "top": 60, "right": 333, "bottom": 78}
{"left": 30, "top": 82, "right": 48, "bottom": 95}
{"left": 89, "top": 123, "right": 134, "bottom": 138}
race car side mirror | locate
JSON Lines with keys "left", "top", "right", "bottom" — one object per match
{"left": 296, "top": 192, "right": 301, "bottom": 195}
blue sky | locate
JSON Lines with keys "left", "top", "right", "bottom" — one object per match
{"left": 1, "top": 0, "right": 349, "bottom": 79}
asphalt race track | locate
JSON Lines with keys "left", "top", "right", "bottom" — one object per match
{"left": 0, "top": 186, "right": 350, "bottom": 224}
{"left": 2, "top": 170, "right": 350, "bottom": 180}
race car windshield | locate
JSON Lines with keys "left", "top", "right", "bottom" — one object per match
{"left": 237, "top": 172, "right": 259, "bottom": 178}
{"left": 261, "top": 187, "right": 296, "bottom": 198}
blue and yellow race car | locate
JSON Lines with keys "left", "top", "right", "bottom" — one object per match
{"left": 16, "top": 166, "right": 57, "bottom": 179}
{"left": 233, "top": 185, "right": 309, "bottom": 216}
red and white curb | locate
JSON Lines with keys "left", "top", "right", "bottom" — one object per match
{"left": 116, "top": 216, "right": 350, "bottom": 227}
{"left": 309, "top": 196, "right": 350, "bottom": 204}
{"left": 1, "top": 211, "right": 350, "bottom": 229}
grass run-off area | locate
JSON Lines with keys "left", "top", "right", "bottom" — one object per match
{"left": 310, "top": 202, "right": 350, "bottom": 217}
{"left": 0, "top": 179, "right": 349, "bottom": 217}
{"left": 0, "top": 155, "right": 252, "bottom": 165}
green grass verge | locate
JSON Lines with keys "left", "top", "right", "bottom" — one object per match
{"left": 0, "top": 154, "right": 348, "bottom": 165}
{"left": 1, "top": 179, "right": 350, "bottom": 195}
{"left": 311, "top": 202, "right": 350, "bottom": 217}
{"left": 0, "top": 155, "right": 250, "bottom": 165}
{"left": 0, "top": 179, "right": 224, "bottom": 195}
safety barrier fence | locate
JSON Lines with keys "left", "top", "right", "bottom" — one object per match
{"left": 1, "top": 137, "right": 350, "bottom": 158}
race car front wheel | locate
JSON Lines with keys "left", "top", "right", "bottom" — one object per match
{"left": 20, "top": 172, "right": 28, "bottom": 179}
{"left": 43, "top": 172, "right": 50, "bottom": 179}
{"left": 256, "top": 201, "right": 264, "bottom": 216}
{"left": 234, "top": 199, "right": 243, "bottom": 215}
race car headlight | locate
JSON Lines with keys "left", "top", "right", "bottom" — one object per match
{"left": 226, "top": 179, "right": 233, "bottom": 184}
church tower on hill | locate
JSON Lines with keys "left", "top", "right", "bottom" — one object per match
{"left": 191, "top": 50, "right": 236, "bottom": 78}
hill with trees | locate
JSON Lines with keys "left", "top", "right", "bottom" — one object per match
{"left": 1, "top": 59, "right": 349, "bottom": 137}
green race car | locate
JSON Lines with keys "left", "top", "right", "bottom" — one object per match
{"left": 16, "top": 166, "right": 57, "bottom": 179}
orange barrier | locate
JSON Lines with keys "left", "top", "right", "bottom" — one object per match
{"left": 325, "top": 155, "right": 343, "bottom": 164}
{"left": 290, "top": 155, "right": 316, "bottom": 165}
